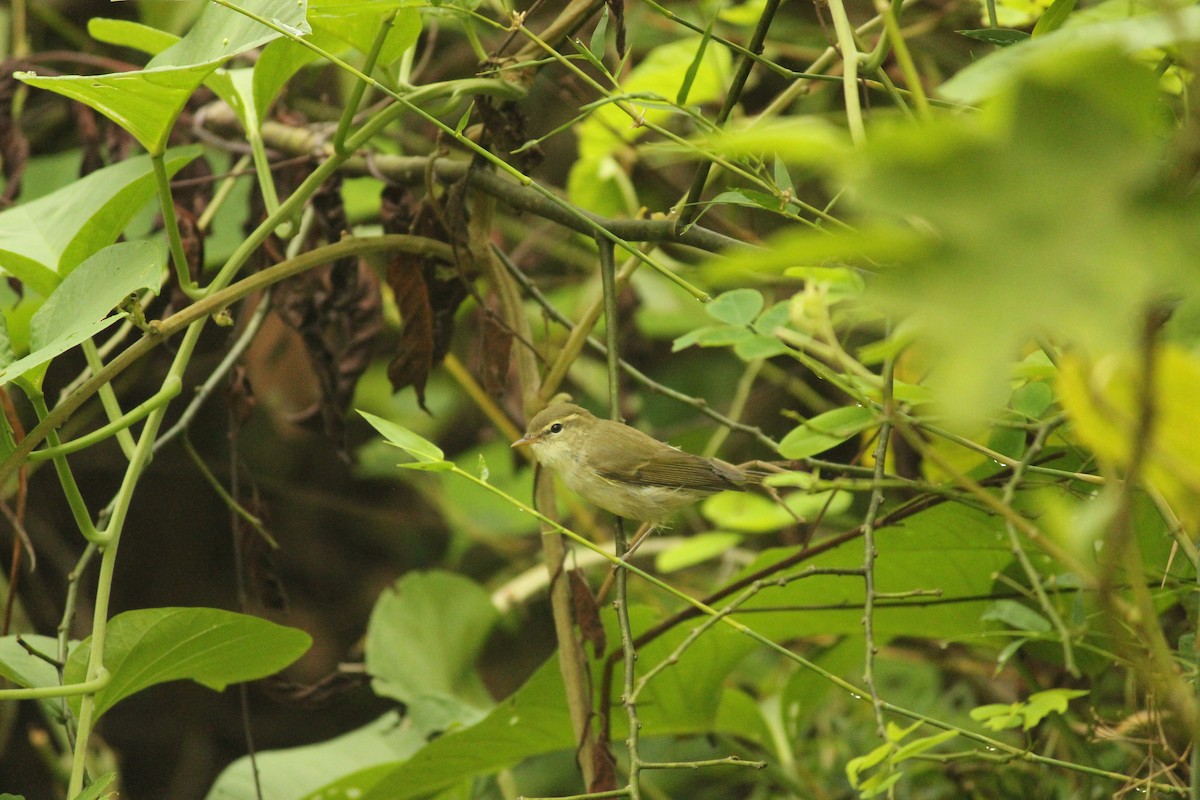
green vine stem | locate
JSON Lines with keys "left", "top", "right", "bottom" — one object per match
{"left": 1000, "top": 420, "right": 1079, "bottom": 676}
{"left": 826, "top": 0, "right": 867, "bottom": 145}
{"left": 25, "top": 387, "right": 101, "bottom": 543}
{"left": 333, "top": 9, "right": 398, "bottom": 153}
{"left": 27, "top": 378, "right": 181, "bottom": 462}
{"left": 0, "top": 668, "right": 109, "bottom": 700}
{"left": 152, "top": 152, "right": 201, "bottom": 299}
{"left": 79, "top": 340, "right": 135, "bottom": 459}
{"left": 66, "top": 318, "right": 203, "bottom": 797}
{"left": 874, "top": 0, "right": 930, "bottom": 119}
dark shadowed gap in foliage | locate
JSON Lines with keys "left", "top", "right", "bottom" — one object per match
{"left": 272, "top": 175, "right": 384, "bottom": 450}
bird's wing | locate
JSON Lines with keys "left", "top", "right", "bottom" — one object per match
{"left": 599, "top": 451, "right": 746, "bottom": 492}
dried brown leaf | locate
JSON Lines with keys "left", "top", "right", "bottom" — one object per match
{"left": 381, "top": 184, "right": 469, "bottom": 412}
{"left": 568, "top": 568, "right": 605, "bottom": 658}
{"left": 475, "top": 297, "right": 514, "bottom": 400}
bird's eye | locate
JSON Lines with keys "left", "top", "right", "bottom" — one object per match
{"left": 549, "top": 422, "right": 564, "bottom": 434}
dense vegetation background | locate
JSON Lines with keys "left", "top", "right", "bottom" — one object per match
{"left": 1, "top": 0, "right": 1200, "bottom": 798}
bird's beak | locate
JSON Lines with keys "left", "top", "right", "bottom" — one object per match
{"left": 511, "top": 435, "right": 534, "bottom": 449}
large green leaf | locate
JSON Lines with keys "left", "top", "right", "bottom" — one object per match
{"left": 308, "top": 0, "right": 422, "bottom": 68}
{"left": 17, "top": 63, "right": 224, "bottom": 156}
{"left": 216, "top": 605, "right": 764, "bottom": 800}
{"left": 779, "top": 406, "right": 877, "bottom": 459}
{"left": 18, "top": 0, "right": 309, "bottom": 155}
{"left": 735, "top": 501, "right": 1014, "bottom": 640}
{"left": 0, "top": 634, "right": 74, "bottom": 721}
{"left": 89, "top": 17, "right": 321, "bottom": 128}
{"left": 0, "top": 148, "right": 200, "bottom": 296}
{"left": 65, "top": 607, "right": 311, "bottom": 720}
{"left": 88, "top": 18, "right": 178, "bottom": 56}
{"left": 365, "top": 571, "right": 499, "bottom": 735}
{"left": 205, "top": 711, "right": 424, "bottom": 800}
{"left": 0, "top": 241, "right": 163, "bottom": 388}
{"left": 356, "top": 607, "right": 760, "bottom": 800}
{"left": 146, "top": 0, "right": 310, "bottom": 69}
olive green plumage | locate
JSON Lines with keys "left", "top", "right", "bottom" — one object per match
{"left": 512, "top": 403, "right": 755, "bottom": 523}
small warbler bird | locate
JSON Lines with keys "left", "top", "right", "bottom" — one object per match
{"left": 511, "top": 402, "right": 758, "bottom": 524}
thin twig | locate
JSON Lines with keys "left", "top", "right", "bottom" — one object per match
{"left": 1000, "top": 418, "right": 1078, "bottom": 676}
{"left": 861, "top": 359, "right": 894, "bottom": 737}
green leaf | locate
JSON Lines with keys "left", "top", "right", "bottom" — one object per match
{"left": 707, "top": 288, "right": 764, "bottom": 325}
{"left": 884, "top": 719, "right": 922, "bottom": 742}
{"left": 672, "top": 324, "right": 754, "bottom": 352}
{"left": 1058, "top": 348, "right": 1200, "bottom": 522}
{"left": 676, "top": 13, "right": 715, "bottom": 105}
{"left": 940, "top": 5, "right": 1200, "bottom": 103}
{"left": 0, "top": 634, "right": 64, "bottom": 691}
{"left": 733, "top": 335, "right": 790, "bottom": 361}
{"left": 1032, "top": 0, "right": 1078, "bottom": 35}
{"left": 206, "top": 711, "right": 424, "bottom": 800}
{"left": 703, "top": 224, "right": 930, "bottom": 284}
{"left": 755, "top": 300, "right": 792, "bottom": 333}
{"left": 20, "top": 0, "right": 309, "bottom": 155}
{"left": 308, "top": 1, "right": 422, "bottom": 67}
{"left": 0, "top": 313, "right": 14, "bottom": 372}
{"left": 701, "top": 491, "right": 836, "bottom": 533}
{"left": 1011, "top": 380, "right": 1054, "bottom": 419}
{"left": 970, "top": 702, "right": 1024, "bottom": 729}
{"left": 858, "top": 771, "right": 903, "bottom": 798}
{"left": 252, "top": 37, "right": 326, "bottom": 122}
{"left": 706, "top": 189, "right": 787, "bottom": 213}
{"left": 359, "top": 410, "right": 447, "bottom": 464}
{"left": 356, "top": 606, "right": 759, "bottom": 800}
{"left": 0, "top": 634, "right": 73, "bottom": 721}
{"left": 147, "top": 0, "right": 310, "bottom": 69}
{"left": 656, "top": 531, "right": 744, "bottom": 572}
{"left": 566, "top": 153, "right": 637, "bottom": 217}
{"left": 779, "top": 406, "right": 876, "bottom": 459}
{"left": 65, "top": 607, "right": 311, "bottom": 720}
{"left": 18, "top": 63, "right": 224, "bottom": 155}
{"left": 733, "top": 502, "right": 1014, "bottom": 640}
{"left": 75, "top": 773, "right": 117, "bottom": 800}
{"left": 956, "top": 28, "right": 1031, "bottom": 46}
{"left": 892, "top": 729, "right": 958, "bottom": 761}
{"left": 578, "top": 36, "right": 730, "bottom": 159}
{"left": 30, "top": 241, "right": 161, "bottom": 351}
{"left": 720, "top": 0, "right": 770, "bottom": 26}
{"left": 703, "top": 118, "right": 849, "bottom": 167}
{"left": 0, "top": 241, "right": 164, "bottom": 388}
{"left": 589, "top": 7, "right": 610, "bottom": 59}
{"left": 986, "top": 422, "right": 1026, "bottom": 460}
{"left": 846, "top": 740, "right": 891, "bottom": 787}
{"left": 0, "top": 147, "right": 201, "bottom": 295}
{"left": 1021, "top": 688, "right": 1088, "bottom": 729}
{"left": 365, "top": 571, "right": 499, "bottom": 735}
{"left": 88, "top": 18, "right": 179, "bottom": 56}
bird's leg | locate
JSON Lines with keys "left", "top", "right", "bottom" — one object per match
{"left": 595, "top": 520, "right": 656, "bottom": 603}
